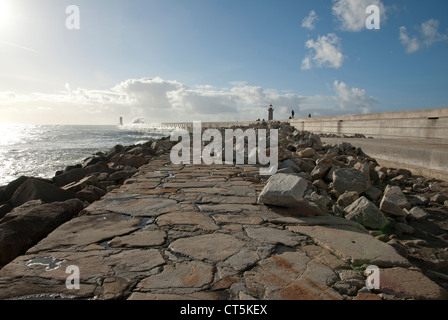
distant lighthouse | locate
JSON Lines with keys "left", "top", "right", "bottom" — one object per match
{"left": 268, "top": 105, "right": 274, "bottom": 121}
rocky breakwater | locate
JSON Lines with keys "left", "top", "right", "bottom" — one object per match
{"left": 0, "top": 121, "right": 447, "bottom": 300}
{"left": 0, "top": 137, "right": 175, "bottom": 268}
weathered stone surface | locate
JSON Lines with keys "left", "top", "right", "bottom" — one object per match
{"left": 136, "top": 261, "right": 214, "bottom": 291}
{"left": 109, "top": 153, "right": 147, "bottom": 168}
{"left": 0, "top": 199, "right": 83, "bottom": 267}
{"left": 344, "top": 196, "right": 389, "bottom": 230}
{"left": 169, "top": 233, "right": 245, "bottom": 262}
{"left": 364, "top": 186, "right": 383, "bottom": 201}
{"left": 76, "top": 185, "right": 106, "bottom": 203}
{"left": 243, "top": 251, "right": 342, "bottom": 300}
{"left": 53, "top": 168, "right": 88, "bottom": 187}
{"left": 258, "top": 173, "right": 308, "bottom": 208}
{"left": 11, "top": 178, "right": 75, "bottom": 207}
{"left": 288, "top": 225, "right": 410, "bottom": 267}
{"left": 157, "top": 211, "right": 218, "bottom": 230}
{"left": 297, "top": 148, "right": 316, "bottom": 158}
{"left": 381, "top": 185, "right": 411, "bottom": 209}
{"left": 62, "top": 175, "right": 98, "bottom": 192}
{"left": 380, "top": 198, "right": 407, "bottom": 218}
{"left": 213, "top": 214, "right": 263, "bottom": 225}
{"left": 378, "top": 267, "right": 448, "bottom": 300}
{"left": 0, "top": 248, "right": 165, "bottom": 299}
{"left": 26, "top": 213, "right": 141, "bottom": 252}
{"left": 407, "top": 206, "right": 429, "bottom": 220}
{"left": 332, "top": 168, "right": 370, "bottom": 195}
{"left": 337, "top": 191, "right": 359, "bottom": 209}
{"left": 244, "top": 226, "right": 306, "bottom": 246}
{"left": 109, "top": 225, "right": 166, "bottom": 248}
{"left": 94, "top": 197, "right": 178, "bottom": 217}
{"left": 310, "top": 158, "right": 332, "bottom": 180}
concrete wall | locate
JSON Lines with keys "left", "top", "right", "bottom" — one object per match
{"left": 289, "top": 108, "right": 448, "bottom": 142}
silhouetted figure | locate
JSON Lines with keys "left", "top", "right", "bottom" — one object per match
{"left": 291, "top": 110, "right": 295, "bottom": 119}
{"left": 308, "top": 114, "right": 312, "bottom": 118}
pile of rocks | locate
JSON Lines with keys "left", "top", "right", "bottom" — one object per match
{"left": 237, "top": 122, "right": 445, "bottom": 232}
{"left": 0, "top": 137, "right": 175, "bottom": 267}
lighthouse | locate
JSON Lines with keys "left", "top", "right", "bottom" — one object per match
{"left": 268, "top": 105, "right": 274, "bottom": 121}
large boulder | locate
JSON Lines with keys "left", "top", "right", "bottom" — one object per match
{"left": 76, "top": 185, "right": 106, "bottom": 203}
{"left": 0, "top": 199, "right": 83, "bottom": 267}
{"left": 344, "top": 196, "right": 389, "bottom": 230}
{"left": 332, "top": 168, "right": 370, "bottom": 195}
{"left": 11, "top": 178, "right": 75, "bottom": 208}
{"left": 3, "top": 176, "right": 29, "bottom": 201}
{"left": 381, "top": 185, "right": 411, "bottom": 209}
{"left": 53, "top": 167, "right": 88, "bottom": 187}
{"left": 258, "top": 173, "right": 308, "bottom": 208}
{"left": 310, "top": 158, "right": 332, "bottom": 181}
{"left": 109, "top": 153, "right": 148, "bottom": 169}
{"left": 379, "top": 185, "right": 410, "bottom": 217}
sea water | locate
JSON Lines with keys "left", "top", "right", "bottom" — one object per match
{"left": 0, "top": 124, "right": 168, "bottom": 186}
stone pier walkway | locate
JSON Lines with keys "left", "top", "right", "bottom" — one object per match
{"left": 0, "top": 153, "right": 447, "bottom": 300}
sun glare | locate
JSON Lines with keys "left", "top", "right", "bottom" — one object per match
{"left": 0, "top": 0, "right": 13, "bottom": 28}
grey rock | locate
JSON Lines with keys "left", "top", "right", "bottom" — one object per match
{"left": 431, "top": 193, "right": 448, "bottom": 204}
{"left": 11, "top": 178, "right": 75, "bottom": 207}
{"left": 310, "top": 158, "right": 332, "bottom": 180}
{"left": 332, "top": 168, "right": 370, "bottom": 195}
{"left": 381, "top": 185, "right": 411, "bottom": 209}
{"left": 393, "top": 222, "right": 415, "bottom": 235}
{"left": 337, "top": 191, "right": 359, "bottom": 209}
{"left": 258, "top": 173, "right": 308, "bottom": 208}
{"left": 407, "top": 207, "right": 429, "bottom": 220}
{"left": 0, "top": 199, "right": 83, "bottom": 267}
{"left": 344, "top": 196, "right": 389, "bottom": 230}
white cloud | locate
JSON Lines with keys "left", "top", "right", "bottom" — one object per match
{"left": 399, "top": 19, "right": 448, "bottom": 53}
{"left": 399, "top": 26, "right": 420, "bottom": 53}
{"left": 332, "top": 0, "right": 385, "bottom": 32}
{"left": 332, "top": 80, "right": 375, "bottom": 113}
{"left": 302, "top": 10, "right": 318, "bottom": 30}
{"left": 302, "top": 33, "right": 345, "bottom": 70}
{"left": 0, "top": 78, "right": 307, "bottom": 124}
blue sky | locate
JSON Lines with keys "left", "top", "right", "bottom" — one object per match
{"left": 0, "top": 0, "right": 447, "bottom": 124}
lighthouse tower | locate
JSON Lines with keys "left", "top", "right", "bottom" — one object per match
{"left": 268, "top": 105, "right": 274, "bottom": 121}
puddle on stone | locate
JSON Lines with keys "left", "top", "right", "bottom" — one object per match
{"left": 26, "top": 257, "right": 65, "bottom": 271}
{"left": 99, "top": 240, "right": 111, "bottom": 249}
{"left": 96, "top": 216, "right": 107, "bottom": 221}
{"left": 155, "top": 184, "right": 164, "bottom": 190}
{"left": 120, "top": 214, "right": 133, "bottom": 221}
{"left": 136, "top": 217, "right": 153, "bottom": 229}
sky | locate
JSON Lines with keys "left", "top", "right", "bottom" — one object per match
{"left": 0, "top": 0, "right": 447, "bottom": 125}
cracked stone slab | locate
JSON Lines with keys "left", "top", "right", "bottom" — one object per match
{"left": 109, "top": 226, "right": 167, "bottom": 248}
{"left": 157, "top": 211, "right": 218, "bottom": 230}
{"left": 288, "top": 225, "right": 411, "bottom": 268}
{"left": 268, "top": 215, "right": 367, "bottom": 231}
{"left": 377, "top": 267, "right": 448, "bottom": 300}
{"left": 243, "top": 250, "right": 342, "bottom": 300}
{"left": 244, "top": 226, "right": 307, "bottom": 246}
{"left": 99, "top": 197, "right": 179, "bottom": 217}
{"left": 0, "top": 248, "right": 165, "bottom": 299}
{"left": 136, "top": 261, "right": 215, "bottom": 292}
{"left": 27, "top": 214, "right": 142, "bottom": 252}
{"left": 169, "top": 233, "right": 246, "bottom": 263}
